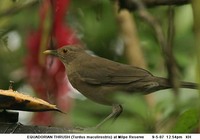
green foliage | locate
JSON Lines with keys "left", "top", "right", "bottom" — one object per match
{"left": 0, "top": 0, "right": 38, "bottom": 89}
{"left": 0, "top": 0, "right": 199, "bottom": 133}
{"left": 71, "top": 91, "right": 199, "bottom": 133}
{"left": 70, "top": 0, "right": 118, "bottom": 59}
{"left": 171, "top": 109, "right": 199, "bottom": 133}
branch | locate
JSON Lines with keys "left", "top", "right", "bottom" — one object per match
{"left": 130, "top": 0, "right": 167, "bottom": 57}
{"left": 0, "top": 0, "right": 38, "bottom": 18}
{"left": 125, "top": 0, "right": 180, "bottom": 89}
{"left": 166, "top": 6, "right": 181, "bottom": 94}
{"left": 118, "top": 0, "right": 191, "bottom": 11}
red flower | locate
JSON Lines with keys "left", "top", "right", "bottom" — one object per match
{"left": 25, "top": 0, "right": 79, "bottom": 125}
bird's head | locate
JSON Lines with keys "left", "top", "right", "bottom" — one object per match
{"left": 43, "top": 45, "right": 84, "bottom": 65}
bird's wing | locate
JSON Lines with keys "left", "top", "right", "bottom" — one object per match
{"left": 78, "top": 57, "right": 153, "bottom": 85}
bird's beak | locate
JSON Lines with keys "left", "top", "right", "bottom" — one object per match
{"left": 43, "top": 50, "right": 58, "bottom": 57}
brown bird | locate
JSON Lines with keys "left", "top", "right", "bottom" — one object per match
{"left": 44, "top": 45, "right": 198, "bottom": 128}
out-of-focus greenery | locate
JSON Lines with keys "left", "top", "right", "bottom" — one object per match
{"left": 70, "top": 0, "right": 119, "bottom": 60}
{"left": 0, "top": 0, "right": 199, "bottom": 133}
{"left": 0, "top": 0, "right": 38, "bottom": 89}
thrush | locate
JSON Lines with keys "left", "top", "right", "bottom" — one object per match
{"left": 44, "top": 45, "right": 198, "bottom": 128}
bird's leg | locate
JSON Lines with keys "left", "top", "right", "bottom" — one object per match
{"left": 95, "top": 104, "right": 123, "bottom": 128}
{"left": 76, "top": 104, "right": 123, "bottom": 132}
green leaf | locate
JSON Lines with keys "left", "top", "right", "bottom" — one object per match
{"left": 171, "top": 109, "right": 199, "bottom": 133}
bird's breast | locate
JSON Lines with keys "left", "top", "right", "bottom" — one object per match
{"left": 67, "top": 71, "right": 116, "bottom": 106}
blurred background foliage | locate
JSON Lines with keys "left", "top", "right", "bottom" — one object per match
{"left": 0, "top": 0, "right": 199, "bottom": 133}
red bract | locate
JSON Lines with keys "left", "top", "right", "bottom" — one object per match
{"left": 53, "top": 23, "right": 79, "bottom": 47}
{"left": 25, "top": 0, "right": 79, "bottom": 125}
{"left": 51, "top": 0, "right": 79, "bottom": 46}
{"left": 52, "top": 0, "right": 70, "bottom": 26}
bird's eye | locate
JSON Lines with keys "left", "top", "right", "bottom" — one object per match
{"left": 62, "top": 49, "right": 68, "bottom": 54}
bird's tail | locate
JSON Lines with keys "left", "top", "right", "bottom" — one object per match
{"left": 180, "top": 81, "right": 199, "bottom": 89}
{"left": 156, "top": 77, "right": 199, "bottom": 90}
